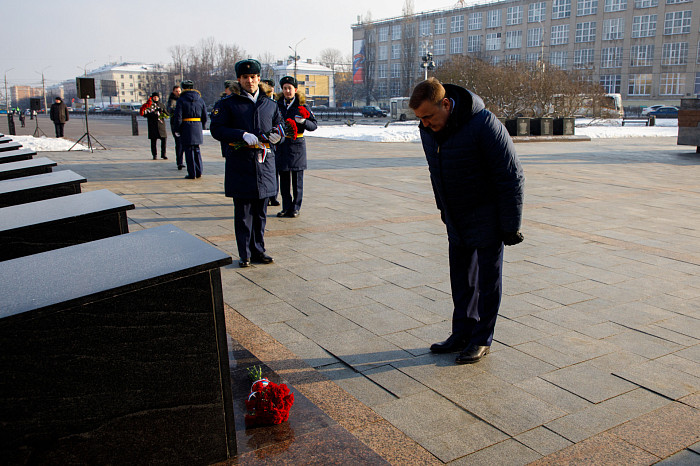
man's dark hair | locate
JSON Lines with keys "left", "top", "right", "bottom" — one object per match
{"left": 409, "top": 77, "right": 446, "bottom": 110}
{"left": 172, "top": 85, "right": 181, "bottom": 91}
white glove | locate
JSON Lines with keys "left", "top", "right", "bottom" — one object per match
{"left": 294, "top": 116, "right": 306, "bottom": 125}
{"left": 268, "top": 132, "right": 282, "bottom": 144}
{"left": 242, "top": 132, "right": 259, "bottom": 146}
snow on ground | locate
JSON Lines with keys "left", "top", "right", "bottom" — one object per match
{"left": 9, "top": 135, "right": 88, "bottom": 151}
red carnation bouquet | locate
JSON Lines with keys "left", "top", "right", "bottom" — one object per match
{"left": 298, "top": 106, "right": 311, "bottom": 119}
{"left": 244, "top": 366, "right": 294, "bottom": 428}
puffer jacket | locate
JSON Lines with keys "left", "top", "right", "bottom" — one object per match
{"left": 274, "top": 92, "right": 317, "bottom": 171}
{"left": 419, "top": 84, "right": 524, "bottom": 247}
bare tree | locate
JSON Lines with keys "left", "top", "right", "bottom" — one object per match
{"left": 362, "top": 29, "right": 376, "bottom": 105}
{"left": 318, "top": 48, "right": 344, "bottom": 72}
{"left": 402, "top": 0, "right": 414, "bottom": 16}
{"left": 257, "top": 51, "right": 277, "bottom": 83}
{"left": 400, "top": 16, "right": 418, "bottom": 96}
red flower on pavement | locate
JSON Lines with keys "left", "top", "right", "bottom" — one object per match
{"left": 244, "top": 378, "right": 295, "bottom": 427}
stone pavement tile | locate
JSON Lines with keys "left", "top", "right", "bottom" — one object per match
{"left": 502, "top": 276, "right": 551, "bottom": 296}
{"left": 614, "top": 359, "right": 700, "bottom": 400}
{"left": 419, "top": 420, "right": 510, "bottom": 463}
{"left": 600, "top": 302, "right": 678, "bottom": 328}
{"left": 364, "top": 364, "right": 431, "bottom": 398}
{"left": 531, "top": 307, "right": 606, "bottom": 331}
{"left": 599, "top": 387, "right": 672, "bottom": 420}
{"left": 382, "top": 331, "right": 432, "bottom": 356}
{"left": 513, "top": 341, "right": 583, "bottom": 369}
{"left": 544, "top": 403, "right": 631, "bottom": 443}
{"left": 260, "top": 322, "right": 308, "bottom": 346}
{"left": 635, "top": 323, "right": 700, "bottom": 346}
{"left": 690, "top": 441, "right": 700, "bottom": 455}
{"left": 286, "top": 262, "right": 363, "bottom": 281}
{"left": 350, "top": 419, "right": 442, "bottom": 466}
{"left": 655, "top": 315, "right": 700, "bottom": 341}
{"left": 575, "top": 321, "right": 628, "bottom": 339}
{"left": 411, "top": 284, "right": 451, "bottom": 302}
{"left": 528, "top": 431, "right": 660, "bottom": 465}
{"left": 285, "top": 338, "right": 338, "bottom": 368}
{"left": 476, "top": 347, "right": 558, "bottom": 384}
{"left": 281, "top": 296, "right": 334, "bottom": 316}
{"left": 285, "top": 310, "right": 361, "bottom": 340}
{"left": 313, "top": 327, "right": 412, "bottom": 372}
{"left": 654, "top": 354, "right": 700, "bottom": 378}
{"left": 530, "top": 287, "right": 595, "bottom": 307}
{"left": 642, "top": 294, "right": 700, "bottom": 319}
{"left": 514, "top": 427, "right": 573, "bottom": 456}
{"left": 512, "top": 315, "right": 571, "bottom": 337}
{"left": 375, "top": 268, "right": 443, "bottom": 289}
{"left": 406, "top": 321, "right": 453, "bottom": 346}
{"left": 675, "top": 344, "right": 700, "bottom": 364}
{"left": 520, "top": 293, "right": 564, "bottom": 311}
{"left": 541, "top": 363, "right": 637, "bottom": 403}
{"left": 585, "top": 350, "right": 649, "bottom": 373}
{"left": 654, "top": 449, "right": 700, "bottom": 465}
{"left": 237, "top": 300, "right": 308, "bottom": 328}
{"left": 453, "top": 384, "right": 567, "bottom": 436}
{"left": 499, "top": 295, "right": 553, "bottom": 319}
{"left": 342, "top": 303, "right": 425, "bottom": 335}
{"left": 535, "top": 331, "right": 619, "bottom": 362}
{"left": 680, "top": 392, "right": 700, "bottom": 409}
{"left": 330, "top": 272, "right": 388, "bottom": 290}
{"left": 451, "top": 438, "right": 541, "bottom": 466}
{"left": 603, "top": 329, "right": 684, "bottom": 359}
{"left": 610, "top": 402, "right": 700, "bottom": 458}
{"left": 492, "top": 318, "right": 550, "bottom": 346}
{"left": 308, "top": 289, "right": 376, "bottom": 311}
{"left": 317, "top": 363, "right": 397, "bottom": 409}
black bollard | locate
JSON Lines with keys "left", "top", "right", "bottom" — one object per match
{"left": 131, "top": 113, "right": 139, "bottom": 136}
{"left": 7, "top": 113, "right": 16, "bottom": 136}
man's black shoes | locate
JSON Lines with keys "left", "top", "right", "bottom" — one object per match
{"left": 251, "top": 253, "right": 274, "bottom": 264}
{"left": 239, "top": 259, "right": 251, "bottom": 268}
{"left": 268, "top": 199, "right": 280, "bottom": 206}
{"left": 276, "top": 210, "right": 299, "bottom": 218}
{"left": 455, "top": 344, "right": 490, "bottom": 364}
{"left": 430, "top": 334, "right": 469, "bottom": 354}
{"left": 184, "top": 175, "right": 195, "bottom": 179}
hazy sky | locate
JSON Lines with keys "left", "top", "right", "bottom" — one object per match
{"left": 3, "top": 0, "right": 447, "bottom": 87}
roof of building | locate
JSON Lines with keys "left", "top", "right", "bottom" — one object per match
{"left": 89, "top": 62, "right": 168, "bottom": 75}
{"left": 272, "top": 62, "right": 333, "bottom": 74}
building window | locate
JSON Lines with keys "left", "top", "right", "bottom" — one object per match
{"left": 420, "top": 19, "right": 431, "bottom": 36}
{"left": 378, "top": 27, "right": 389, "bottom": 42}
{"left": 434, "top": 17, "right": 446, "bottom": 34}
{"left": 552, "top": 0, "right": 572, "bottom": 19}
{"left": 120, "top": 74, "right": 124, "bottom": 79}
{"left": 378, "top": 45, "right": 388, "bottom": 60}
{"left": 486, "top": 33, "right": 502, "bottom": 50}
{"left": 628, "top": 74, "right": 653, "bottom": 94}
{"left": 666, "top": 0, "right": 691, "bottom": 3}
{"left": 391, "top": 63, "right": 401, "bottom": 78}
{"left": 604, "top": 0, "right": 627, "bottom": 12}
{"left": 698, "top": 41, "right": 700, "bottom": 63}
{"left": 130, "top": 82, "right": 133, "bottom": 87}
{"left": 601, "top": 47, "right": 624, "bottom": 67}
{"left": 662, "top": 42, "right": 689, "bottom": 65}
{"left": 635, "top": 0, "right": 658, "bottom": 6}
{"left": 305, "top": 75, "right": 310, "bottom": 81}
{"left": 551, "top": 24, "right": 570, "bottom": 44}
{"left": 695, "top": 72, "right": 700, "bottom": 94}
{"left": 574, "top": 48, "right": 595, "bottom": 67}
{"left": 120, "top": 82, "right": 124, "bottom": 89}
{"left": 390, "top": 81, "right": 401, "bottom": 97}
{"left": 451, "top": 15, "right": 464, "bottom": 33}
{"left": 507, "top": 6, "right": 524, "bottom": 25}
{"left": 392, "top": 24, "right": 402, "bottom": 40}
{"left": 468, "top": 35, "right": 482, "bottom": 52}
{"left": 506, "top": 54, "right": 521, "bottom": 63}
{"left": 630, "top": 44, "right": 655, "bottom": 66}
{"left": 391, "top": 43, "right": 401, "bottom": 59}
{"left": 506, "top": 30, "right": 523, "bottom": 48}
{"left": 527, "top": 52, "right": 542, "bottom": 62}
{"left": 434, "top": 39, "right": 446, "bottom": 55}
{"left": 577, "top": 0, "right": 598, "bottom": 16}
{"left": 405, "top": 23, "right": 415, "bottom": 38}
{"left": 550, "top": 51, "right": 568, "bottom": 68}
{"left": 492, "top": 55, "right": 502, "bottom": 65}
{"left": 450, "top": 36, "right": 464, "bottom": 54}
{"left": 377, "top": 81, "right": 388, "bottom": 97}
{"left": 632, "top": 15, "right": 657, "bottom": 37}
{"left": 603, "top": 18, "right": 625, "bottom": 40}
{"left": 529, "top": 2, "right": 546, "bottom": 22}
{"left": 575, "top": 21, "right": 597, "bottom": 42}
{"left": 664, "top": 11, "right": 691, "bottom": 35}
{"left": 527, "top": 27, "right": 543, "bottom": 47}
{"left": 469, "top": 12, "right": 483, "bottom": 30}
{"left": 659, "top": 72, "right": 685, "bottom": 94}
{"left": 487, "top": 9, "right": 502, "bottom": 28}
{"left": 377, "top": 63, "right": 387, "bottom": 79}
{"left": 600, "top": 74, "right": 621, "bottom": 92}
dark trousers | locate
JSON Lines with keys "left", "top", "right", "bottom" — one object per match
{"left": 233, "top": 198, "right": 268, "bottom": 260}
{"left": 449, "top": 241, "right": 504, "bottom": 346}
{"left": 174, "top": 135, "right": 184, "bottom": 167}
{"left": 279, "top": 170, "right": 304, "bottom": 212}
{"left": 184, "top": 145, "right": 202, "bottom": 178}
{"left": 54, "top": 123, "right": 65, "bottom": 138}
{"left": 150, "top": 138, "right": 166, "bottom": 158}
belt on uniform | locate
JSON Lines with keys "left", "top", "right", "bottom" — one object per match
{"left": 182, "top": 118, "right": 201, "bottom": 122}
{"left": 286, "top": 133, "right": 303, "bottom": 138}
{"left": 229, "top": 142, "right": 270, "bottom": 149}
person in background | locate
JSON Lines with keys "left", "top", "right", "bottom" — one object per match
{"left": 172, "top": 80, "right": 207, "bottom": 179}
{"left": 18, "top": 109, "right": 25, "bottom": 128}
{"left": 275, "top": 76, "right": 317, "bottom": 218}
{"left": 141, "top": 92, "right": 168, "bottom": 160}
{"left": 49, "top": 97, "right": 69, "bottom": 138}
{"left": 409, "top": 77, "right": 524, "bottom": 364}
{"left": 262, "top": 79, "right": 281, "bottom": 207}
{"left": 167, "top": 85, "right": 184, "bottom": 170}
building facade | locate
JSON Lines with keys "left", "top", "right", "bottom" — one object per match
{"left": 270, "top": 60, "right": 335, "bottom": 107}
{"left": 352, "top": 0, "right": 700, "bottom": 106}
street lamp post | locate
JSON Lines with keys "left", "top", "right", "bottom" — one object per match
{"left": 36, "top": 66, "right": 51, "bottom": 113}
{"left": 420, "top": 52, "right": 435, "bottom": 80}
{"left": 4, "top": 68, "right": 14, "bottom": 112}
{"left": 288, "top": 38, "right": 306, "bottom": 82}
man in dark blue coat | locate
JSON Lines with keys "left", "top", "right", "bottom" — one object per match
{"left": 172, "top": 80, "right": 207, "bottom": 179}
{"left": 210, "top": 59, "right": 283, "bottom": 267}
{"left": 409, "top": 78, "right": 525, "bottom": 364}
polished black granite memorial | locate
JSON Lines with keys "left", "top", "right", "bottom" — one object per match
{"left": 0, "top": 148, "right": 35, "bottom": 164}
{"left": 0, "top": 169, "right": 85, "bottom": 207}
{"left": 0, "top": 189, "right": 134, "bottom": 261}
{"left": 0, "top": 141, "right": 22, "bottom": 152}
{"left": 0, "top": 225, "right": 235, "bottom": 465}
{"left": 0, "top": 157, "right": 56, "bottom": 181}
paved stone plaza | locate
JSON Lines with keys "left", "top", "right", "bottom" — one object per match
{"left": 21, "top": 116, "right": 700, "bottom": 464}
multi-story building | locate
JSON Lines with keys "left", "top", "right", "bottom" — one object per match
{"left": 270, "top": 59, "right": 335, "bottom": 107}
{"left": 352, "top": 0, "right": 700, "bottom": 106}
{"left": 10, "top": 86, "right": 43, "bottom": 109}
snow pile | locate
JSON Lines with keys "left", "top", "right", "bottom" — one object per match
{"left": 9, "top": 135, "right": 88, "bottom": 151}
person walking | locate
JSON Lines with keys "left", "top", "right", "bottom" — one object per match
{"left": 167, "top": 85, "right": 184, "bottom": 170}
{"left": 49, "top": 97, "right": 69, "bottom": 138}
{"left": 210, "top": 59, "right": 283, "bottom": 268}
{"left": 18, "top": 109, "right": 25, "bottom": 128}
{"left": 172, "top": 80, "right": 207, "bottom": 179}
{"left": 141, "top": 92, "right": 168, "bottom": 160}
{"left": 409, "top": 77, "right": 525, "bottom": 364}
{"left": 275, "top": 76, "right": 317, "bottom": 218}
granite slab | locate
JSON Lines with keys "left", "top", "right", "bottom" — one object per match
{"left": 0, "top": 157, "right": 56, "bottom": 181}
{"left": 0, "top": 148, "right": 35, "bottom": 164}
{"left": 0, "top": 169, "right": 85, "bottom": 207}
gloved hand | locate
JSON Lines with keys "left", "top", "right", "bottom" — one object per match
{"left": 503, "top": 231, "right": 524, "bottom": 246}
{"left": 294, "top": 116, "right": 306, "bottom": 125}
{"left": 242, "top": 132, "right": 259, "bottom": 146}
{"left": 267, "top": 132, "right": 282, "bottom": 144}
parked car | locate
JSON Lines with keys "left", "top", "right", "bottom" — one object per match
{"left": 641, "top": 105, "right": 664, "bottom": 116}
{"left": 647, "top": 106, "right": 678, "bottom": 118}
{"left": 361, "top": 105, "right": 387, "bottom": 117}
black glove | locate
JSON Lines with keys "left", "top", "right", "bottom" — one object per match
{"left": 502, "top": 231, "right": 524, "bottom": 246}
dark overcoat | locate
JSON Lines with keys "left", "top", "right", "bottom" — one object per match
{"left": 274, "top": 92, "right": 317, "bottom": 171}
{"left": 210, "top": 82, "right": 282, "bottom": 199}
{"left": 143, "top": 99, "right": 168, "bottom": 139}
{"left": 418, "top": 84, "right": 524, "bottom": 248}
{"left": 49, "top": 101, "right": 69, "bottom": 124}
{"left": 172, "top": 89, "right": 207, "bottom": 145}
